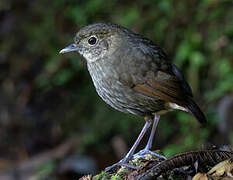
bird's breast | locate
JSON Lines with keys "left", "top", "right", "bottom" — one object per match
{"left": 87, "top": 59, "right": 131, "bottom": 113}
{"left": 87, "top": 58, "right": 164, "bottom": 116}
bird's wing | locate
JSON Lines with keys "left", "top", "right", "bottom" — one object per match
{"left": 132, "top": 70, "right": 188, "bottom": 106}
{"left": 127, "top": 42, "right": 193, "bottom": 105}
{"left": 132, "top": 69, "right": 207, "bottom": 124}
{"left": 119, "top": 38, "right": 206, "bottom": 123}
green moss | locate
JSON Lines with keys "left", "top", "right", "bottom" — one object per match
{"left": 111, "top": 174, "right": 123, "bottom": 180}
{"left": 94, "top": 171, "right": 111, "bottom": 180}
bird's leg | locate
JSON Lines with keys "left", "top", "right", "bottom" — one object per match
{"left": 105, "top": 119, "right": 152, "bottom": 172}
{"left": 145, "top": 114, "right": 160, "bottom": 150}
{"left": 133, "top": 114, "right": 166, "bottom": 159}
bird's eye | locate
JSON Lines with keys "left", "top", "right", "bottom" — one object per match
{"left": 88, "top": 36, "right": 97, "bottom": 45}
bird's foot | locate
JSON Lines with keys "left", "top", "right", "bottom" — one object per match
{"left": 133, "top": 149, "right": 166, "bottom": 160}
{"left": 104, "top": 158, "right": 138, "bottom": 172}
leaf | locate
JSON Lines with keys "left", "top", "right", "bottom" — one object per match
{"left": 208, "top": 158, "right": 233, "bottom": 177}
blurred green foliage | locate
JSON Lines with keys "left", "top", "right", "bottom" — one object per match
{"left": 0, "top": 0, "right": 232, "bottom": 177}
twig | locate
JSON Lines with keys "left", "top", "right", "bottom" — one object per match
{"left": 138, "top": 150, "right": 233, "bottom": 180}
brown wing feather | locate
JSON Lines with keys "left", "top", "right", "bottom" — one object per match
{"left": 132, "top": 70, "right": 207, "bottom": 124}
{"left": 133, "top": 70, "right": 187, "bottom": 106}
{"left": 133, "top": 83, "right": 176, "bottom": 103}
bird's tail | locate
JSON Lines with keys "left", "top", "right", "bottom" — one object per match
{"left": 185, "top": 98, "right": 207, "bottom": 124}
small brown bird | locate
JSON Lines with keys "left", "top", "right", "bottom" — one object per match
{"left": 60, "top": 23, "right": 206, "bottom": 171}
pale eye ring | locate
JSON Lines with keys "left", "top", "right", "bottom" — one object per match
{"left": 88, "top": 36, "right": 97, "bottom": 45}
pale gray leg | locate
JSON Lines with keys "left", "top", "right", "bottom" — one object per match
{"left": 133, "top": 114, "right": 166, "bottom": 159}
{"left": 105, "top": 120, "right": 152, "bottom": 171}
{"left": 145, "top": 114, "right": 160, "bottom": 150}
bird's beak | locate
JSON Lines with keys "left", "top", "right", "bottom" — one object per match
{"left": 59, "top": 44, "right": 81, "bottom": 54}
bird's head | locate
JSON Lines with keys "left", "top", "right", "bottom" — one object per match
{"left": 60, "top": 23, "right": 131, "bottom": 63}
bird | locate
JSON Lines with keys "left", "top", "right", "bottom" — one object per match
{"left": 60, "top": 23, "right": 206, "bottom": 171}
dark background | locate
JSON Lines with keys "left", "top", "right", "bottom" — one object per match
{"left": 0, "top": 0, "right": 232, "bottom": 179}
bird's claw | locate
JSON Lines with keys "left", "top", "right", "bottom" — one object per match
{"left": 133, "top": 149, "right": 166, "bottom": 160}
{"left": 104, "top": 160, "right": 138, "bottom": 172}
